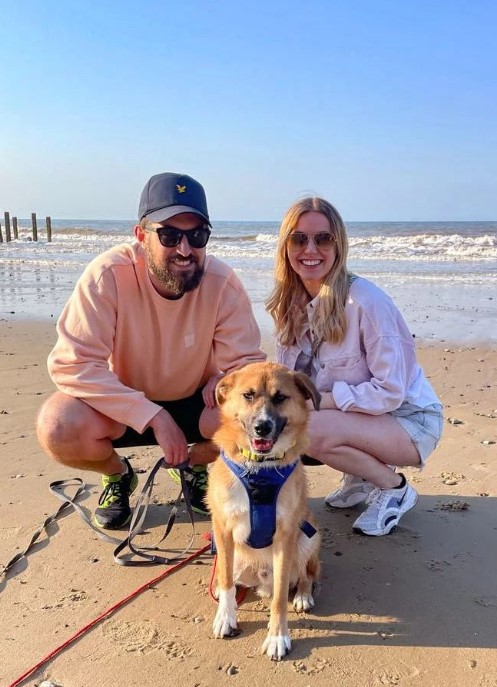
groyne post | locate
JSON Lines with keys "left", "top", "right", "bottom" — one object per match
{"left": 0, "top": 219, "right": 3, "bottom": 243}
{"left": 31, "top": 213, "right": 38, "bottom": 242}
{"left": 12, "top": 216, "right": 18, "bottom": 240}
{"left": 4, "top": 212, "right": 11, "bottom": 242}
{"left": 46, "top": 216, "right": 52, "bottom": 242}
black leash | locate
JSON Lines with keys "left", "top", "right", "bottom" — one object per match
{"left": 1, "top": 458, "right": 197, "bottom": 576}
{"left": 112, "top": 458, "right": 196, "bottom": 566}
{"left": 1, "top": 477, "right": 86, "bottom": 578}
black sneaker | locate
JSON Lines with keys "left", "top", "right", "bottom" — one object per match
{"left": 94, "top": 458, "right": 138, "bottom": 529}
{"left": 167, "top": 465, "right": 209, "bottom": 516}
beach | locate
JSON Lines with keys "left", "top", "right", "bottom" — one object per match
{"left": 1, "top": 314, "right": 496, "bottom": 687}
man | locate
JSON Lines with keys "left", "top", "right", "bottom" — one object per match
{"left": 37, "top": 172, "right": 265, "bottom": 528}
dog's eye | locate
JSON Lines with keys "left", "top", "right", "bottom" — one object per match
{"left": 243, "top": 390, "right": 255, "bottom": 401}
{"left": 272, "top": 392, "right": 288, "bottom": 405}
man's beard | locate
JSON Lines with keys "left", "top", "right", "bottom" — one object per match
{"left": 147, "top": 254, "right": 204, "bottom": 298}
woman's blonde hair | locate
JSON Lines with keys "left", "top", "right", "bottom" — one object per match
{"left": 266, "top": 197, "right": 350, "bottom": 346}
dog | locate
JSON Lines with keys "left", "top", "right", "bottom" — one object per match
{"left": 206, "top": 361, "right": 321, "bottom": 660}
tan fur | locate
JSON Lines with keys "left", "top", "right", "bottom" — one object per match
{"left": 206, "top": 361, "right": 322, "bottom": 660}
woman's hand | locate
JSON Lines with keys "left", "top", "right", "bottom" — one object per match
{"left": 307, "top": 391, "right": 337, "bottom": 411}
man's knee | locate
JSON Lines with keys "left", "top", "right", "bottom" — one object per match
{"left": 36, "top": 392, "right": 88, "bottom": 456}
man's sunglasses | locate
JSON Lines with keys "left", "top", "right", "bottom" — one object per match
{"left": 147, "top": 225, "right": 211, "bottom": 248}
{"left": 287, "top": 232, "right": 336, "bottom": 250}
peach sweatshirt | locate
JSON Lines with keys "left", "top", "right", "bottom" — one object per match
{"left": 48, "top": 241, "right": 265, "bottom": 433}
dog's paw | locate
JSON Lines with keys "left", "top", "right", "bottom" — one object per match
{"left": 293, "top": 591, "right": 315, "bottom": 613}
{"left": 213, "top": 615, "right": 240, "bottom": 638}
{"left": 213, "top": 587, "right": 239, "bottom": 639}
{"left": 261, "top": 633, "right": 291, "bottom": 660}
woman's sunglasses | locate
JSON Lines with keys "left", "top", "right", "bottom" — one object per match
{"left": 147, "top": 225, "right": 211, "bottom": 249}
{"left": 287, "top": 232, "right": 336, "bottom": 250}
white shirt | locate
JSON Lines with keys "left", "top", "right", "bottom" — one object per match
{"left": 277, "top": 277, "right": 441, "bottom": 415}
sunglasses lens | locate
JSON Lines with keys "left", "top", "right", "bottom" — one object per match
{"left": 157, "top": 227, "right": 210, "bottom": 248}
{"left": 188, "top": 227, "right": 211, "bottom": 248}
{"left": 288, "top": 232, "right": 335, "bottom": 249}
{"left": 288, "top": 233, "right": 308, "bottom": 248}
{"left": 157, "top": 228, "right": 182, "bottom": 247}
{"left": 314, "top": 232, "right": 335, "bottom": 247}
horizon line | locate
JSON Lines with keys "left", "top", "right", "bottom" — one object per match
{"left": 3, "top": 216, "right": 496, "bottom": 224}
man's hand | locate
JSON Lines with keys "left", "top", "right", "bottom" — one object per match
{"left": 202, "top": 372, "right": 224, "bottom": 409}
{"left": 147, "top": 408, "right": 189, "bottom": 466}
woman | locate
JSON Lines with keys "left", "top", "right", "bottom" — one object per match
{"left": 266, "top": 197, "right": 443, "bottom": 536}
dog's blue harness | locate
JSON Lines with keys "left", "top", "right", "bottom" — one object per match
{"left": 220, "top": 451, "right": 317, "bottom": 549}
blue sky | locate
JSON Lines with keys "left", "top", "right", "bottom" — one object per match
{"left": 1, "top": 0, "right": 495, "bottom": 221}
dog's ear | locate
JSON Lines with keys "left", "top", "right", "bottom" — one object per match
{"left": 215, "top": 370, "right": 238, "bottom": 406}
{"left": 293, "top": 372, "right": 321, "bottom": 410}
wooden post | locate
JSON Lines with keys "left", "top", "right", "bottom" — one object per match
{"left": 46, "top": 216, "right": 52, "bottom": 242}
{"left": 4, "top": 212, "right": 11, "bottom": 242}
{"left": 0, "top": 220, "right": 3, "bottom": 243}
{"left": 31, "top": 212, "right": 38, "bottom": 242}
{"left": 12, "top": 216, "right": 18, "bottom": 240}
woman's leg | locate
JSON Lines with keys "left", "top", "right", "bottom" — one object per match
{"left": 307, "top": 408, "right": 421, "bottom": 489}
{"left": 307, "top": 408, "right": 421, "bottom": 535}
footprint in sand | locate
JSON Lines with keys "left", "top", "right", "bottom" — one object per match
{"left": 425, "top": 559, "right": 451, "bottom": 572}
{"left": 374, "top": 664, "right": 420, "bottom": 685}
{"left": 319, "top": 527, "right": 336, "bottom": 549}
{"left": 102, "top": 619, "right": 161, "bottom": 653}
{"left": 43, "top": 589, "right": 89, "bottom": 610}
{"left": 102, "top": 619, "right": 192, "bottom": 658}
{"left": 0, "top": 526, "right": 22, "bottom": 541}
{"left": 292, "top": 657, "right": 331, "bottom": 674}
{"left": 474, "top": 596, "right": 497, "bottom": 608}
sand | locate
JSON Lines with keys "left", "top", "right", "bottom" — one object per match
{"left": 1, "top": 318, "right": 496, "bottom": 687}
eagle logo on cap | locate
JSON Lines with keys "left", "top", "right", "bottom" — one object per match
{"left": 176, "top": 184, "right": 186, "bottom": 193}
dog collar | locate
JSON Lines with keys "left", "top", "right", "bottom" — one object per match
{"left": 238, "top": 446, "right": 286, "bottom": 462}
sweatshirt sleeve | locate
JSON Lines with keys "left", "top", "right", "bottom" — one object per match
{"left": 211, "top": 272, "right": 266, "bottom": 373}
{"left": 331, "top": 290, "right": 417, "bottom": 415}
{"left": 332, "top": 334, "right": 415, "bottom": 414}
{"left": 47, "top": 267, "right": 162, "bottom": 433}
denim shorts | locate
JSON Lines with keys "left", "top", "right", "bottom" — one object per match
{"left": 390, "top": 402, "right": 444, "bottom": 464}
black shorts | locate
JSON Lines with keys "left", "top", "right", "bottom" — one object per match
{"left": 301, "top": 454, "right": 322, "bottom": 466}
{"left": 112, "top": 388, "right": 206, "bottom": 448}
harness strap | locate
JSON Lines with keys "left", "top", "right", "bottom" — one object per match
{"left": 221, "top": 451, "right": 298, "bottom": 549}
{"left": 219, "top": 452, "right": 317, "bottom": 549}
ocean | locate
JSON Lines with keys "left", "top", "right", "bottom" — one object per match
{"left": 1, "top": 219, "right": 496, "bottom": 344}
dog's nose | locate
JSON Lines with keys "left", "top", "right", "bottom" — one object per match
{"left": 254, "top": 419, "right": 273, "bottom": 437}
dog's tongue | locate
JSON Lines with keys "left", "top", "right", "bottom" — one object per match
{"left": 252, "top": 438, "right": 273, "bottom": 453}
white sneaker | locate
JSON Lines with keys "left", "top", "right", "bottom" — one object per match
{"left": 352, "top": 475, "right": 418, "bottom": 536}
{"left": 325, "top": 473, "right": 375, "bottom": 509}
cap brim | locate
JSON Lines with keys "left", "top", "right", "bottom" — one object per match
{"left": 144, "top": 205, "right": 211, "bottom": 226}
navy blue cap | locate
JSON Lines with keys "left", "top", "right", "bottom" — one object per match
{"left": 139, "top": 172, "right": 210, "bottom": 225}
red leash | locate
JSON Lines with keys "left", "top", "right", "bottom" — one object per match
{"left": 9, "top": 534, "right": 249, "bottom": 686}
{"left": 7, "top": 544, "right": 210, "bottom": 687}
{"left": 209, "top": 551, "right": 248, "bottom": 605}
